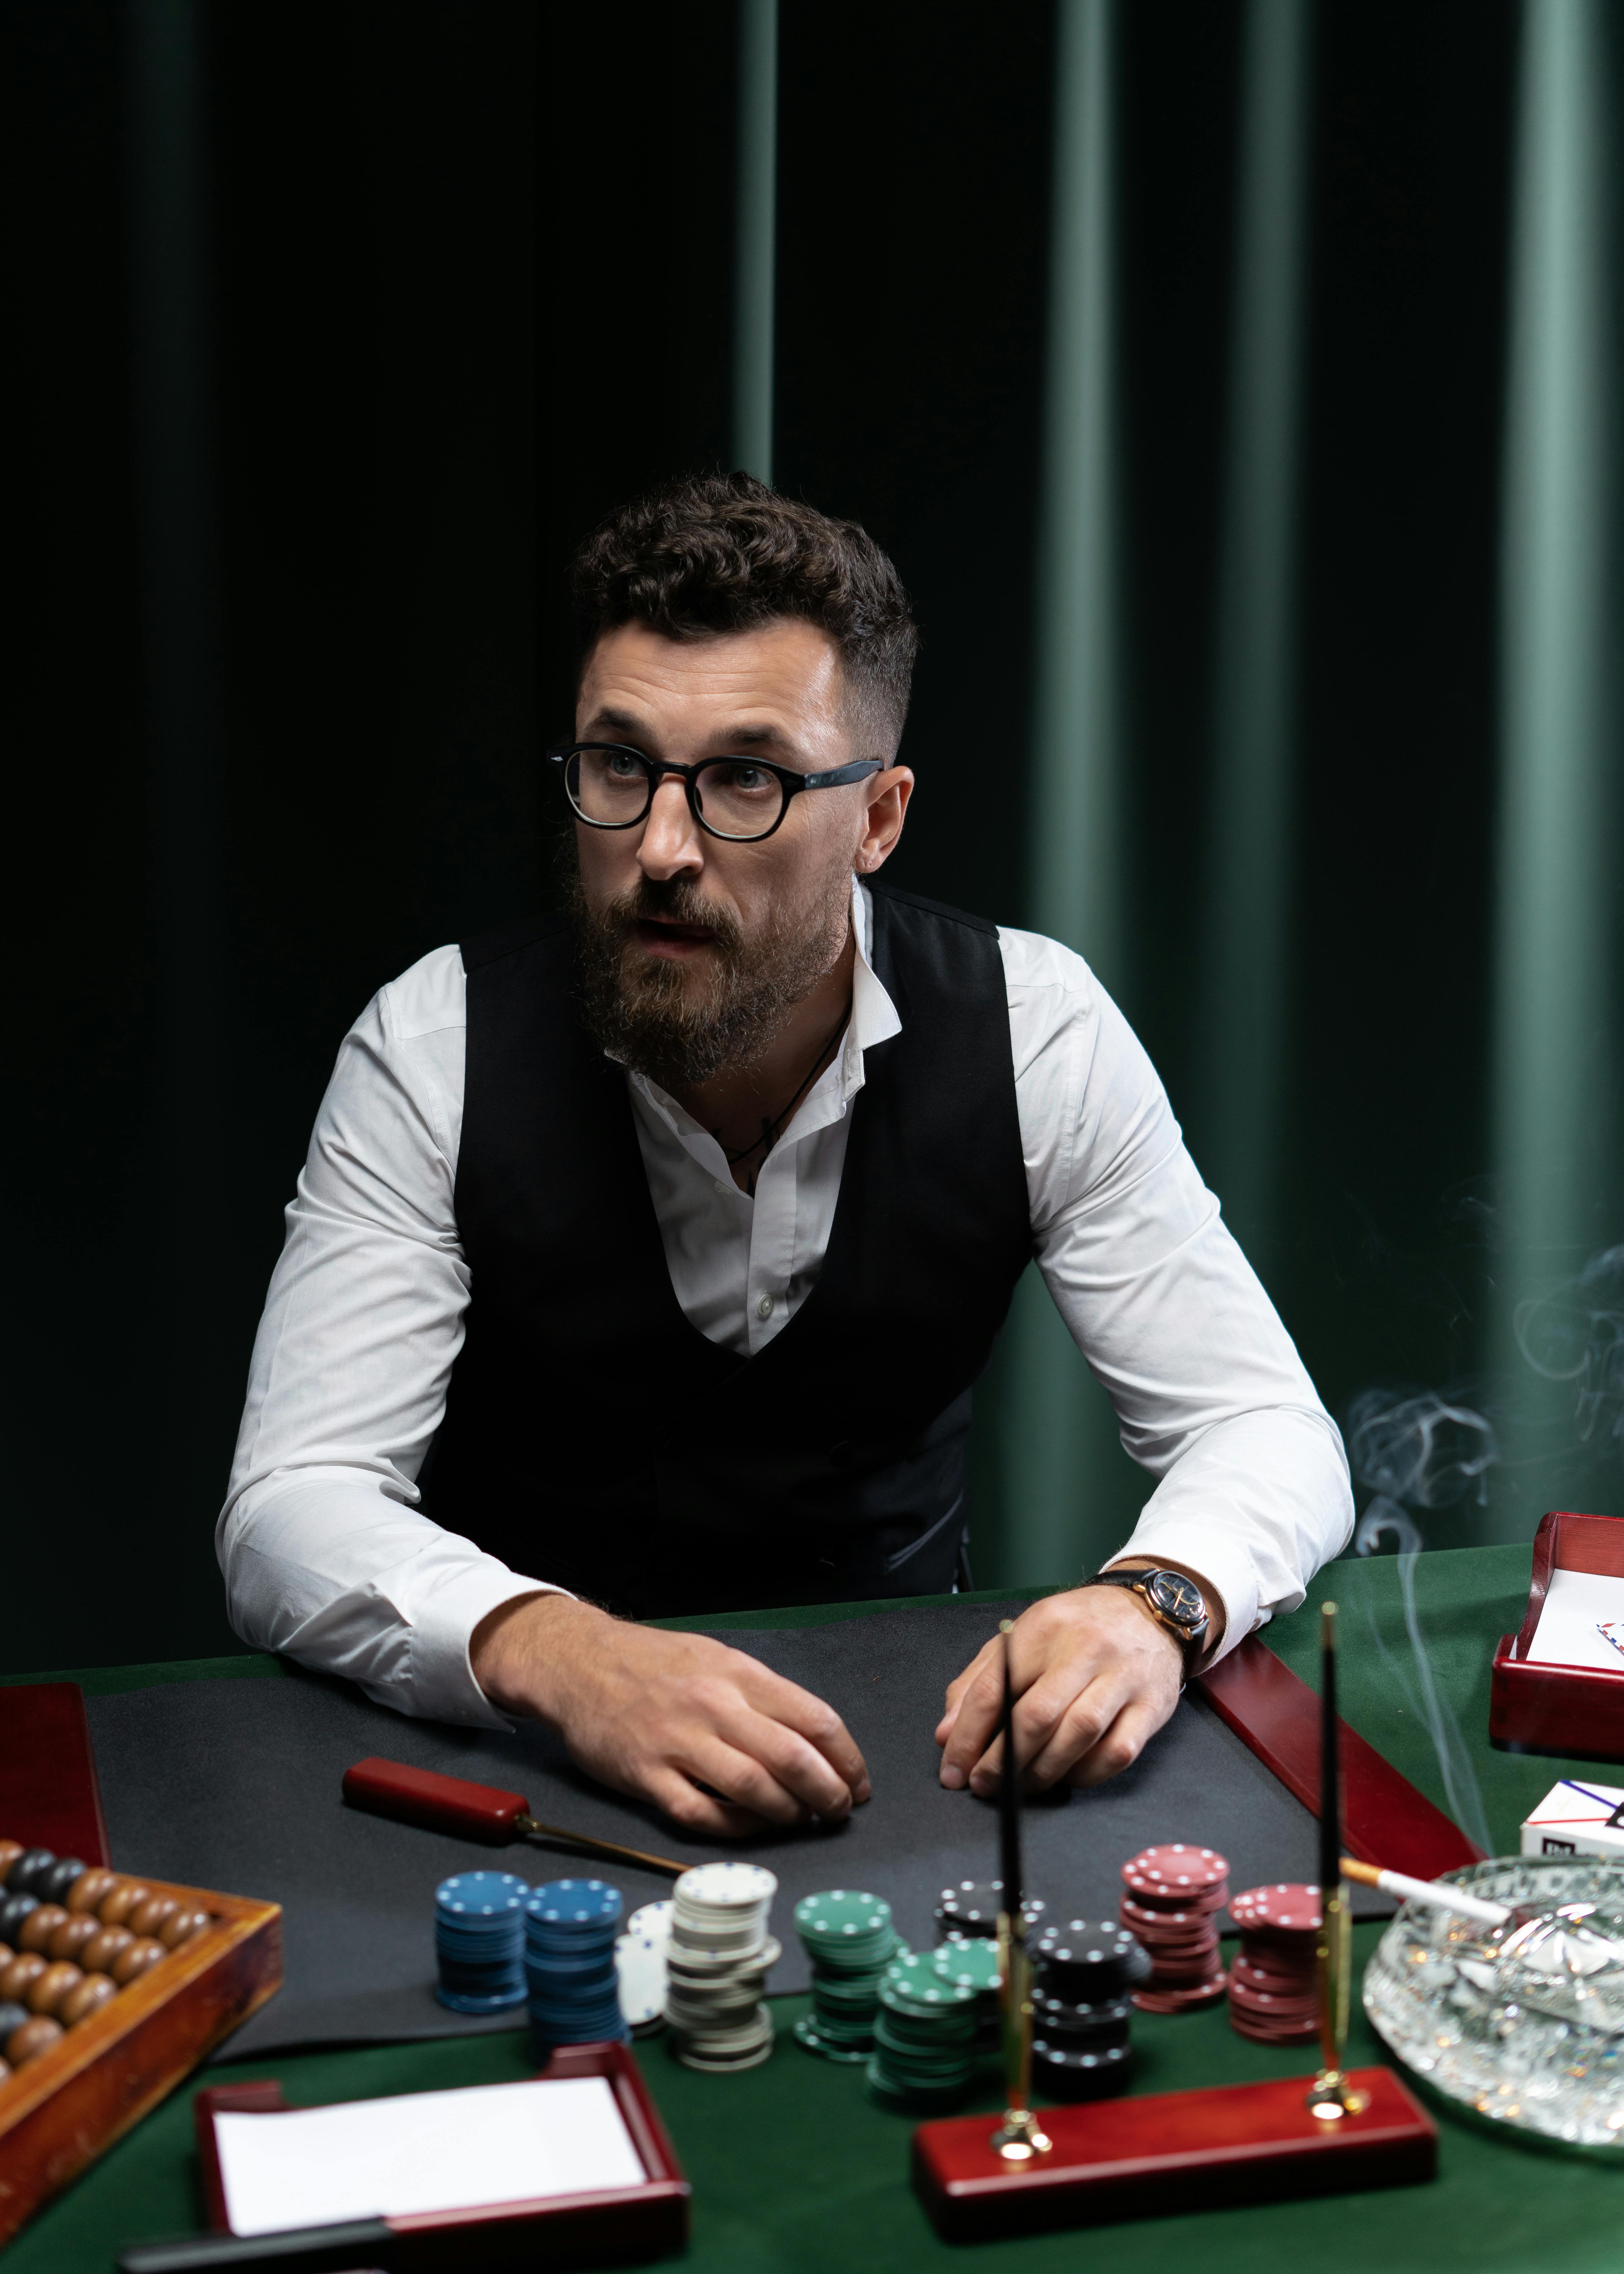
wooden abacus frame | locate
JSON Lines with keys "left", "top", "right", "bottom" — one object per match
{"left": 0, "top": 1872, "right": 282, "bottom": 2248}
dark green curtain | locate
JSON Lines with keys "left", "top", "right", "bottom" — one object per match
{"left": 8, "top": 0, "right": 1617, "bottom": 1673}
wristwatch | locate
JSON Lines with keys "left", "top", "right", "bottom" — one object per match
{"left": 1083, "top": 1567, "right": 1211, "bottom": 1674}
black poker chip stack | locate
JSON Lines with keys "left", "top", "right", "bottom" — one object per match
{"left": 1027, "top": 1918, "right": 1149, "bottom": 2102}
{"left": 934, "top": 1880, "right": 1046, "bottom": 1942}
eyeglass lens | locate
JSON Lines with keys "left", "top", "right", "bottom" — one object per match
{"left": 569, "top": 748, "right": 789, "bottom": 840}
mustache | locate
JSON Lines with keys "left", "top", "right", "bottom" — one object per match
{"left": 597, "top": 876, "right": 745, "bottom": 957}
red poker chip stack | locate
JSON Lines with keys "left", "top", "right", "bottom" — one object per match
{"left": 1119, "top": 1844, "right": 1229, "bottom": 2013}
{"left": 1226, "top": 1882, "right": 1322, "bottom": 2044}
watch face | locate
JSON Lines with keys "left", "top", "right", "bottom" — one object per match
{"left": 1146, "top": 1570, "right": 1204, "bottom": 1629}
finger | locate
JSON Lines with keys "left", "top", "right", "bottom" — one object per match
{"left": 642, "top": 1766, "right": 769, "bottom": 1841}
{"left": 939, "top": 1655, "right": 1010, "bottom": 1787}
{"left": 1021, "top": 1675, "right": 1132, "bottom": 1788}
{"left": 713, "top": 1700, "right": 862, "bottom": 1821}
{"left": 731, "top": 1657, "right": 870, "bottom": 1800}
{"left": 936, "top": 1637, "right": 1000, "bottom": 1743}
{"left": 1065, "top": 1694, "right": 1175, "bottom": 1789}
{"left": 682, "top": 1733, "right": 811, "bottom": 1828}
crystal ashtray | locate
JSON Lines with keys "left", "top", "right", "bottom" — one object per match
{"left": 1363, "top": 1855, "right": 1624, "bottom": 2153}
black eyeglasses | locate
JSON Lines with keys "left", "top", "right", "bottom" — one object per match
{"left": 550, "top": 742, "right": 886, "bottom": 844}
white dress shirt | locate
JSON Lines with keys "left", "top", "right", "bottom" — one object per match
{"left": 218, "top": 882, "right": 1353, "bottom": 1727}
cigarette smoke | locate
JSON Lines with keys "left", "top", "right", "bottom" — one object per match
{"left": 1347, "top": 1386, "right": 1496, "bottom": 1858}
{"left": 1514, "top": 1243, "right": 1624, "bottom": 1454}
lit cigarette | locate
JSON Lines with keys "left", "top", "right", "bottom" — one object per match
{"left": 1340, "top": 1856, "right": 1510, "bottom": 1927}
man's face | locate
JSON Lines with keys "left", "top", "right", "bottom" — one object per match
{"left": 569, "top": 618, "right": 906, "bottom": 1087}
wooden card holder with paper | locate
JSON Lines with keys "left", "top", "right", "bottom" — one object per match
{"left": 189, "top": 2042, "right": 690, "bottom": 2271}
{"left": 1491, "top": 1510, "right": 1624, "bottom": 1761}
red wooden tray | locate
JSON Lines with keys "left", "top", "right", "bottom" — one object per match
{"left": 1489, "top": 1510, "right": 1624, "bottom": 1761}
{"left": 0, "top": 1682, "right": 110, "bottom": 1866}
{"left": 192, "top": 2040, "right": 689, "bottom": 2270}
{"left": 1200, "top": 1637, "right": 1482, "bottom": 1875}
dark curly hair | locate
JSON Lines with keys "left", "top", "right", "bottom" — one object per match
{"left": 569, "top": 472, "right": 918, "bottom": 755}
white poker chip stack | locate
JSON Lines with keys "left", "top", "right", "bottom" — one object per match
{"left": 665, "top": 1863, "right": 780, "bottom": 2073}
{"left": 615, "top": 1899, "right": 673, "bottom": 2037}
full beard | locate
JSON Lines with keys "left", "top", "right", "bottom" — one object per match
{"left": 569, "top": 862, "right": 852, "bottom": 1091}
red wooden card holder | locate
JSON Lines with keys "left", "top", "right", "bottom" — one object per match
{"left": 912, "top": 2066, "right": 1437, "bottom": 2242}
{"left": 192, "top": 2040, "right": 690, "bottom": 2271}
{"left": 1489, "top": 1510, "right": 1624, "bottom": 1762}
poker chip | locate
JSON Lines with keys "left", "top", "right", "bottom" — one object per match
{"left": 865, "top": 1948, "right": 979, "bottom": 2110}
{"left": 614, "top": 1927, "right": 670, "bottom": 2036}
{"left": 792, "top": 1891, "right": 901, "bottom": 2062}
{"left": 433, "top": 1870, "right": 528, "bottom": 2015}
{"left": 666, "top": 1863, "right": 778, "bottom": 2072}
{"left": 1226, "top": 1883, "right": 1322, "bottom": 2045}
{"left": 1032, "top": 2037, "right": 1133, "bottom": 2101}
{"left": 1116, "top": 1844, "right": 1229, "bottom": 2013}
{"left": 524, "top": 1880, "right": 626, "bottom": 2051}
{"left": 1030, "top": 1920, "right": 1150, "bottom": 2002}
{"left": 934, "top": 1881, "right": 1046, "bottom": 1939}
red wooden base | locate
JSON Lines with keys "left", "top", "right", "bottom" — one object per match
{"left": 911, "top": 2066, "right": 1436, "bottom": 2242}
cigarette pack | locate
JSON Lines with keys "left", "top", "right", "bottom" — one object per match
{"left": 1520, "top": 1775, "right": 1624, "bottom": 1862}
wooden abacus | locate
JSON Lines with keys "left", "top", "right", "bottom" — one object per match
{"left": 0, "top": 1836, "right": 281, "bottom": 2247}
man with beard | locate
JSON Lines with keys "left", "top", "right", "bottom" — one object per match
{"left": 220, "top": 474, "right": 1352, "bottom": 1835}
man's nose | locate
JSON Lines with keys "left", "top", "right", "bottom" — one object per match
{"left": 637, "top": 774, "right": 705, "bottom": 879}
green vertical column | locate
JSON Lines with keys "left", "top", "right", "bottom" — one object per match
{"left": 733, "top": 0, "right": 778, "bottom": 482}
{"left": 1491, "top": 0, "right": 1617, "bottom": 1532}
{"left": 1000, "top": 0, "right": 1130, "bottom": 1588}
{"left": 1195, "top": 0, "right": 1312, "bottom": 1268}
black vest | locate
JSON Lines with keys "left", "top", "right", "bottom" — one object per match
{"left": 423, "top": 884, "right": 1033, "bottom": 1617}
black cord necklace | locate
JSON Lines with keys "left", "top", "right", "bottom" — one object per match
{"left": 717, "top": 1008, "right": 851, "bottom": 1196}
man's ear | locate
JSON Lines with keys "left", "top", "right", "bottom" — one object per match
{"left": 857, "top": 767, "right": 914, "bottom": 873}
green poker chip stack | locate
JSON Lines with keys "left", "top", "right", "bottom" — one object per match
{"left": 932, "top": 1930, "right": 1004, "bottom": 2051}
{"left": 865, "top": 1949, "right": 978, "bottom": 2111}
{"left": 793, "top": 1889, "right": 903, "bottom": 2064}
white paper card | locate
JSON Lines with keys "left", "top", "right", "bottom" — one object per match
{"left": 1527, "top": 1567, "right": 1624, "bottom": 1672}
{"left": 215, "top": 2076, "right": 645, "bottom": 2237}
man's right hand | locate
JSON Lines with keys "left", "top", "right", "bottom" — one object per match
{"left": 470, "top": 1593, "right": 871, "bottom": 1838}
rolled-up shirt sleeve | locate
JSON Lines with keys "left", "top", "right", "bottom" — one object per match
{"left": 216, "top": 946, "right": 560, "bottom": 1726}
{"left": 1002, "top": 927, "right": 1353, "bottom": 1659}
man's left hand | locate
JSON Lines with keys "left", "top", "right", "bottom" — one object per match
{"left": 935, "top": 1578, "right": 1208, "bottom": 1796}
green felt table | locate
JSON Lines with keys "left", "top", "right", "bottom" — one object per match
{"left": 6, "top": 1542, "right": 1623, "bottom": 2271}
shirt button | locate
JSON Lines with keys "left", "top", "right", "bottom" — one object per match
{"left": 715, "top": 1179, "right": 731, "bottom": 1197}
{"left": 756, "top": 1294, "right": 774, "bottom": 1321}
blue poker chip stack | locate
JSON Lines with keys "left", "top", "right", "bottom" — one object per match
{"left": 434, "top": 1870, "right": 530, "bottom": 2013}
{"left": 525, "top": 1879, "right": 627, "bottom": 2052}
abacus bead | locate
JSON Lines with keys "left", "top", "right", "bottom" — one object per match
{"left": 128, "top": 1896, "right": 178, "bottom": 1941}
{"left": 29, "top": 1962, "right": 83, "bottom": 2016}
{"left": 0, "top": 2057, "right": 9, "bottom": 2082}
{"left": 0, "top": 2002, "right": 27, "bottom": 2043}
{"left": 66, "top": 1869, "right": 118, "bottom": 1916}
{"left": 58, "top": 1972, "right": 117, "bottom": 2027}
{"left": 0, "top": 1944, "right": 12, "bottom": 1970}
{"left": 81, "top": 1927, "right": 133, "bottom": 1975}
{"left": 6, "top": 1850, "right": 55, "bottom": 1896}
{"left": 18, "top": 1906, "right": 69, "bottom": 1954}
{"left": 0, "top": 1843, "right": 22, "bottom": 1885}
{"left": 49, "top": 1915, "right": 101, "bottom": 1964}
{"left": 0, "top": 1955, "right": 47, "bottom": 2004}
{"left": 112, "top": 1938, "right": 165, "bottom": 1986}
{"left": 160, "top": 1909, "right": 210, "bottom": 1950}
{"left": 0, "top": 1895, "right": 38, "bottom": 1944}
{"left": 5, "top": 2015, "right": 63, "bottom": 2066}
{"left": 97, "top": 1881, "right": 151, "bottom": 1928}
{"left": 38, "top": 1858, "right": 86, "bottom": 1906}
